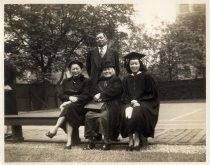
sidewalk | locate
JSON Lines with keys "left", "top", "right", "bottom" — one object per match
{"left": 5, "top": 102, "right": 206, "bottom": 145}
{"left": 4, "top": 102, "right": 206, "bottom": 162}
{"left": 5, "top": 125, "right": 205, "bottom": 145}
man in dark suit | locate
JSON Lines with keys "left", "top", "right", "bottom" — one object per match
{"left": 86, "top": 32, "right": 120, "bottom": 142}
{"left": 86, "top": 32, "right": 120, "bottom": 87}
{"left": 4, "top": 55, "right": 17, "bottom": 139}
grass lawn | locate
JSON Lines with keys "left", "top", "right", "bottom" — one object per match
{"left": 5, "top": 142, "right": 206, "bottom": 162}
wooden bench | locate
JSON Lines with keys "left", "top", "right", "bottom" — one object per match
{"left": 5, "top": 110, "right": 81, "bottom": 143}
{"left": 4, "top": 103, "right": 103, "bottom": 143}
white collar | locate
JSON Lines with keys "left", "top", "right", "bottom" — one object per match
{"left": 131, "top": 71, "right": 141, "bottom": 76}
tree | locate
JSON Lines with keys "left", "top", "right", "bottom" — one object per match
{"left": 174, "top": 4, "right": 206, "bottom": 79}
{"left": 155, "top": 4, "right": 206, "bottom": 80}
{"left": 4, "top": 4, "right": 135, "bottom": 84}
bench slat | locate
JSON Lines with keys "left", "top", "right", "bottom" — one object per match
{"left": 5, "top": 116, "right": 57, "bottom": 125}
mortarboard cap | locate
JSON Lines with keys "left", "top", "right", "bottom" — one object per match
{"left": 124, "top": 52, "right": 145, "bottom": 60}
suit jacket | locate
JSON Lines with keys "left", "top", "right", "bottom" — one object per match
{"left": 4, "top": 60, "right": 17, "bottom": 115}
{"left": 86, "top": 46, "right": 120, "bottom": 86}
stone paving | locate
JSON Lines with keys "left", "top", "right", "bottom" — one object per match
{"left": 5, "top": 102, "right": 206, "bottom": 145}
{"left": 7, "top": 126, "right": 205, "bottom": 145}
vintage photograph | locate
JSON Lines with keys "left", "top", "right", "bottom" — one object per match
{"left": 3, "top": 0, "right": 207, "bottom": 163}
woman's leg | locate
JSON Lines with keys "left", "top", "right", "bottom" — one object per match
{"left": 66, "top": 122, "right": 73, "bottom": 147}
{"left": 128, "top": 133, "right": 134, "bottom": 147}
{"left": 49, "top": 116, "right": 65, "bottom": 134}
{"left": 6, "top": 125, "right": 12, "bottom": 134}
{"left": 5, "top": 126, "right": 13, "bottom": 139}
{"left": 134, "top": 130, "right": 140, "bottom": 147}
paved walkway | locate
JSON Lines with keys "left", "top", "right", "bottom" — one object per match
{"left": 5, "top": 102, "right": 206, "bottom": 145}
{"left": 9, "top": 126, "right": 205, "bottom": 145}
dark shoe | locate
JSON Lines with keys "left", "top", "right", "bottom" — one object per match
{"left": 83, "top": 142, "right": 95, "bottom": 150}
{"left": 95, "top": 134, "right": 102, "bottom": 141}
{"left": 5, "top": 134, "right": 12, "bottom": 139}
{"left": 110, "top": 138, "right": 120, "bottom": 142}
{"left": 64, "top": 145, "right": 72, "bottom": 150}
{"left": 102, "top": 144, "right": 111, "bottom": 151}
{"left": 46, "top": 131, "right": 56, "bottom": 139}
{"left": 126, "top": 145, "right": 133, "bottom": 151}
{"left": 140, "top": 134, "right": 148, "bottom": 148}
{"left": 133, "top": 145, "right": 140, "bottom": 151}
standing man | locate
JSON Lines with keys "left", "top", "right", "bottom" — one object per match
{"left": 86, "top": 32, "right": 120, "bottom": 142}
{"left": 86, "top": 32, "right": 120, "bottom": 87}
{"left": 4, "top": 55, "right": 18, "bottom": 139}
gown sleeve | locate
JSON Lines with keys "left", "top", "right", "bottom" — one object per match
{"left": 121, "top": 77, "right": 132, "bottom": 104}
{"left": 139, "top": 74, "right": 159, "bottom": 101}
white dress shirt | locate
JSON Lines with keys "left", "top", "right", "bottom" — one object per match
{"left": 98, "top": 45, "right": 107, "bottom": 57}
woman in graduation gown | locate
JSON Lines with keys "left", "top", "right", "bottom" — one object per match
{"left": 84, "top": 62, "right": 123, "bottom": 150}
{"left": 46, "top": 60, "right": 92, "bottom": 149}
{"left": 120, "top": 52, "right": 160, "bottom": 151}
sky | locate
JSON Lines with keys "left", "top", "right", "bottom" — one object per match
{"left": 117, "top": 0, "right": 178, "bottom": 35}
{"left": 134, "top": 0, "right": 177, "bottom": 25}
{"left": 129, "top": 0, "right": 206, "bottom": 34}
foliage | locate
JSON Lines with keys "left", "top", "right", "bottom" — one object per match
{"left": 4, "top": 4, "right": 134, "bottom": 84}
{"left": 5, "top": 4, "right": 206, "bottom": 82}
{"left": 153, "top": 4, "right": 206, "bottom": 80}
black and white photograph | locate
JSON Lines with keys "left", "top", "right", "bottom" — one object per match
{"left": 1, "top": 0, "right": 208, "bottom": 163}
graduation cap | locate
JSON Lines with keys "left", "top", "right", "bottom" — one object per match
{"left": 124, "top": 52, "right": 146, "bottom": 60}
{"left": 124, "top": 52, "right": 147, "bottom": 73}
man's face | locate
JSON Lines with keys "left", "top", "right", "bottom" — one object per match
{"left": 96, "top": 33, "right": 107, "bottom": 47}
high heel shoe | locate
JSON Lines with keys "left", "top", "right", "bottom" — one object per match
{"left": 126, "top": 145, "right": 133, "bottom": 151}
{"left": 133, "top": 145, "right": 140, "bottom": 151}
{"left": 64, "top": 145, "right": 72, "bottom": 150}
{"left": 46, "top": 131, "right": 56, "bottom": 139}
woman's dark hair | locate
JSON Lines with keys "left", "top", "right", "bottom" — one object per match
{"left": 68, "top": 60, "right": 83, "bottom": 69}
{"left": 124, "top": 59, "right": 147, "bottom": 74}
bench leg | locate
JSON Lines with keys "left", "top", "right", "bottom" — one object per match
{"left": 11, "top": 125, "right": 24, "bottom": 141}
{"left": 72, "top": 128, "right": 81, "bottom": 145}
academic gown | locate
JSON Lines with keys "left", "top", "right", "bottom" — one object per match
{"left": 120, "top": 72, "right": 160, "bottom": 138}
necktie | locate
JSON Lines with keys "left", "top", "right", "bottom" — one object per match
{"left": 99, "top": 47, "right": 104, "bottom": 57}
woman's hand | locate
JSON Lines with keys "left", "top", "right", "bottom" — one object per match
{"left": 133, "top": 102, "right": 140, "bottom": 107}
{"left": 131, "top": 100, "right": 140, "bottom": 107}
{"left": 131, "top": 100, "right": 138, "bottom": 105}
{"left": 125, "top": 106, "right": 133, "bottom": 119}
{"left": 94, "top": 93, "right": 101, "bottom": 102}
{"left": 69, "top": 96, "right": 78, "bottom": 102}
{"left": 4, "top": 85, "right": 12, "bottom": 91}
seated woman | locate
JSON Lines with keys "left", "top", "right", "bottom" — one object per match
{"left": 46, "top": 60, "right": 92, "bottom": 149}
{"left": 120, "top": 52, "right": 160, "bottom": 151}
{"left": 83, "top": 62, "right": 123, "bottom": 150}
